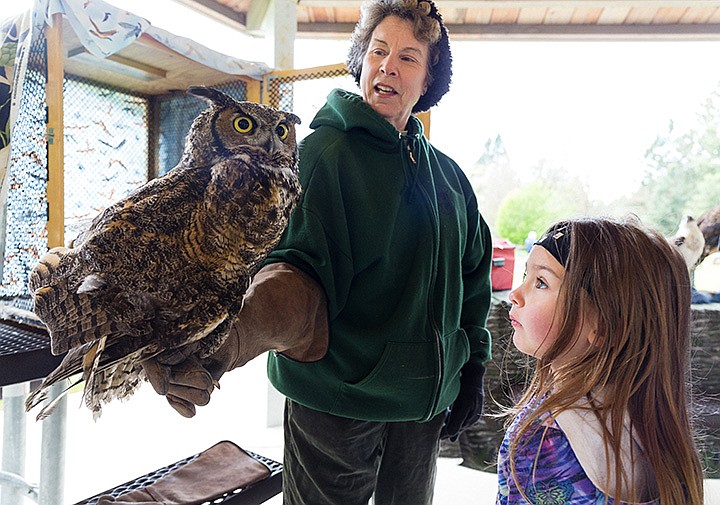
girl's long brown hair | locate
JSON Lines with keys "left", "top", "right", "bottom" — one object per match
{"left": 507, "top": 216, "right": 704, "bottom": 504}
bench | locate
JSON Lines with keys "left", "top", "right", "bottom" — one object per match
{"left": 73, "top": 445, "right": 282, "bottom": 505}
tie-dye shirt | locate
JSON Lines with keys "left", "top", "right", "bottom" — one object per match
{"left": 496, "top": 404, "right": 659, "bottom": 505}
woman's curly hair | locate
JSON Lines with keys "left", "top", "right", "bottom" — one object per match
{"left": 346, "top": 0, "right": 452, "bottom": 113}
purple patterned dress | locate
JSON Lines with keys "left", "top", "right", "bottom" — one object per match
{"left": 496, "top": 405, "right": 659, "bottom": 505}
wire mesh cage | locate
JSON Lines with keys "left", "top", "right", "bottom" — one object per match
{"left": 63, "top": 77, "right": 150, "bottom": 244}
{"left": 263, "top": 64, "right": 354, "bottom": 142}
{"left": 157, "top": 80, "right": 248, "bottom": 176}
{"left": 1, "top": 57, "right": 256, "bottom": 304}
{"left": 1, "top": 21, "right": 48, "bottom": 299}
{"left": 0, "top": 47, "right": 352, "bottom": 304}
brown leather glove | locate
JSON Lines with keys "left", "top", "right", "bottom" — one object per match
{"left": 142, "top": 355, "right": 216, "bottom": 418}
{"left": 142, "top": 262, "right": 329, "bottom": 417}
{"left": 96, "top": 441, "right": 270, "bottom": 504}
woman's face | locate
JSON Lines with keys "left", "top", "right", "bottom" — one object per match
{"left": 508, "top": 246, "right": 594, "bottom": 368}
{"left": 359, "top": 16, "right": 429, "bottom": 131}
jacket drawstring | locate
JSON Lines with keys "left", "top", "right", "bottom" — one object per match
{"left": 401, "top": 132, "right": 421, "bottom": 201}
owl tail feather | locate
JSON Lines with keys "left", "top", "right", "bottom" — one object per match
{"left": 25, "top": 337, "right": 152, "bottom": 421}
{"left": 24, "top": 376, "right": 83, "bottom": 421}
{"left": 24, "top": 338, "right": 104, "bottom": 420}
{"left": 82, "top": 336, "right": 110, "bottom": 420}
{"left": 84, "top": 357, "right": 145, "bottom": 421}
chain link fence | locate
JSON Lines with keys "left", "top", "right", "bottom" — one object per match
{"left": 2, "top": 23, "right": 47, "bottom": 301}
{"left": 1, "top": 54, "right": 349, "bottom": 302}
{"left": 264, "top": 64, "right": 354, "bottom": 142}
{"left": 157, "top": 80, "right": 248, "bottom": 176}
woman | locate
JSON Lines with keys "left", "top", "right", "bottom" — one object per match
{"left": 144, "top": 1, "right": 493, "bottom": 503}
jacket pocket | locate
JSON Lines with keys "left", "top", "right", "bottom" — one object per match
{"left": 442, "top": 327, "right": 471, "bottom": 379}
{"left": 332, "top": 341, "right": 437, "bottom": 421}
{"left": 435, "top": 328, "right": 471, "bottom": 412}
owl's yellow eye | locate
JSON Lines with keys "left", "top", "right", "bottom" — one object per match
{"left": 234, "top": 116, "right": 254, "bottom": 134}
{"left": 276, "top": 123, "right": 289, "bottom": 140}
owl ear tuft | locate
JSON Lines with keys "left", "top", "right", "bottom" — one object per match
{"left": 187, "top": 86, "right": 236, "bottom": 108}
{"left": 285, "top": 112, "right": 301, "bottom": 125}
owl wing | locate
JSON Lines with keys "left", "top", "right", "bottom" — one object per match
{"left": 73, "top": 165, "right": 191, "bottom": 247}
{"left": 31, "top": 164, "right": 214, "bottom": 356}
{"left": 26, "top": 165, "right": 239, "bottom": 419}
{"left": 28, "top": 148, "right": 298, "bottom": 418}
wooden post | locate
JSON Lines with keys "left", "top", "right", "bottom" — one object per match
{"left": 45, "top": 13, "right": 64, "bottom": 249}
{"left": 41, "top": 15, "right": 68, "bottom": 502}
{"left": 417, "top": 110, "right": 431, "bottom": 140}
{"left": 245, "top": 78, "right": 261, "bottom": 104}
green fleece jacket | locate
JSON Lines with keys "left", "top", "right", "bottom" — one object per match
{"left": 266, "top": 89, "right": 492, "bottom": 422}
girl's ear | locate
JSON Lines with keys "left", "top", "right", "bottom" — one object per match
{"left": 587, "top": 329, "right": 603, "bottom": 347}
{"left": 582, "top": 304, "right": 601, "bottom": 347}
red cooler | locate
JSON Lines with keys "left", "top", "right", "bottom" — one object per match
{"left": 491, "top": 239, "right": 515, "bottom": 291}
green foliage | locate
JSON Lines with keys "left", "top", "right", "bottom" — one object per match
{"left": 494, "top": 166, "right": 598, "bottom": 245}
{"left": 495, "top": 183, "right": 554, "bottom": 245}
{"left": 478, "top": 82, "right": 720, "bottom": 242}
{"left": 469, "top": 134, "right": 518, "bottom": 228}
{"left": 632, "top": 88, "right": 720, "bottom": 234}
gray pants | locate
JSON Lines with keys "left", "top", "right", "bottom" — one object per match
{"left": 282, "top": 399, "right": 446, "bottom": 505}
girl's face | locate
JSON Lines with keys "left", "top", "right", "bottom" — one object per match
{"left": 509, "top": 246, "right": 594, "bottom": 368}
{"left": 359, "top": 16, "right": 429, "bottom": 131}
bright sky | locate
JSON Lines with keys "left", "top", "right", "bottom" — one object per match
{"left": 8, "top": 0, "right": 720, "bottom": 203}
{"left": 435, "top": 39, "right": 720, "bottom": 202}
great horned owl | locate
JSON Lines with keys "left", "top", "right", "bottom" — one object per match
{"left": 25, "top": 86, "right": 301, "bottom": 419}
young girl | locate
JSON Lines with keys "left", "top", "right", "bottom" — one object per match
{"left": 497, "top": 216, "right": 704, "bottom": 505}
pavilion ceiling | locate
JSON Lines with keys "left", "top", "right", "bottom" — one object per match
{"left": 174, "top": 0, "right": 720, "bottom": 40}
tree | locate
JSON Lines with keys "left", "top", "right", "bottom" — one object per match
{"left": 494, "top": 163, "right": 597, "bottom": 245}
{"left": 633, "top": 87, "right": 720, "bottom": 234}
{"left": 495, "top": 183, "right": 554, "bottom": 245}
{"left": 466, "top": 134, "right": 518, "bottom": 229}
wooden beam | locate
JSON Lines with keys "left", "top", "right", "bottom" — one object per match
{"left": 297, "top": 22, "right": 356, "bottom": 35}
{"left": 296, "top": 0, "right": 720, "bottom": 7}
{"left": 148, "top": 97, "right": 160, "bottom": 180}
{"left": 46, "top": 14, "right": 64, "bottom": 249}
{"left": 247, "top": 0, "right": 272, "bottom": 32}
{"left": 273, "top": 0, "right": 298, "bottom": 70}
{"left": 447, "top": 21, "right": 720, "bottom": 39}
{"left": 66, "top": 47, "right": 167, "bottom": 81}
{"left": 297, "top": 21, "right": 720, "bottom": 39}
{"left": 265, "top": 62, "right": 348, "bottom": 80}
{"left": 246, "top": 79, "right": 262, "bottom": 104}
{"left": 172, "top": 0, "right": 247, "bottom": 30}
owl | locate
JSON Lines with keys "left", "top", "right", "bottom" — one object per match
{"left": 25, "top": 86, "right": 301, "bottom": 420}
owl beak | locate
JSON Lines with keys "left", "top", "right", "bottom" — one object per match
{"left": 265, "top": 135, "right": 280, "bottom": 157}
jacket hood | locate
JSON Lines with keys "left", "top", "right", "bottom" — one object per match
{"left": 309, "top": 89, "right": 423, "bottom": 143}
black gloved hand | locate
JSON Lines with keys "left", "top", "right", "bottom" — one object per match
{"left": 440, "top": 361, "right": 486, "bottom": 441}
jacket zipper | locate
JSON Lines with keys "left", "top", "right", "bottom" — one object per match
{"left": 402, "top": 133, "right": 444, "bottom": 422}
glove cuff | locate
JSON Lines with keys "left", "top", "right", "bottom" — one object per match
{"left": 460, "top": 361, "right": 486, "bottom": 390}
{"left": 224, "top": 262, "right": 329, "bottom": 370}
